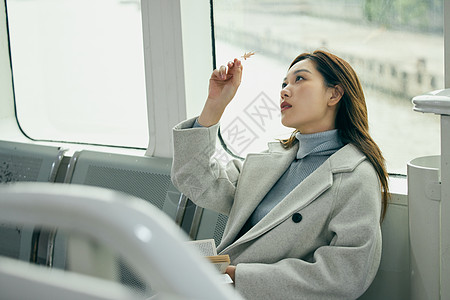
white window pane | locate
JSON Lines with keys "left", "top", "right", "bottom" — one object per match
{"left": 7, "top": 0, "right": 148, "bottom": 148}
{"left": 213, "top": 0, "right": 443, "bottom": 174}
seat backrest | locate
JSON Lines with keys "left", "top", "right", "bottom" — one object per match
{"left": 189, "top": 206, "right": 229, "bottom": 248}
{"left": 61, "top": 150, "right": 193, "bottom": 290}
{"left": 0, "top": 140, "right": 66, "bottom": 264}
{"left": 0, "top": 140, "right": 65, "bottom": 183}
{"left": 0, "top": 182, "right": 242, "bottom": 300}
{"left": 64, "top": 150, "right": 185, "bottom": 223}
{"left": 358, "top": 196, "right": 410, "bottom": 299}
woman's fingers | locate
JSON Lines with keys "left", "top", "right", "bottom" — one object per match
{"left": 218, "top": 65, "right": 227, "bottom": 80}
{"left": 213, "top": 58, "right": 242, "bottom": 81}
{"left": 229, "top": 58, "right": 242, "bottom": 79}
{"left": 227, "top": 58, "right": 242, "bottom": 74}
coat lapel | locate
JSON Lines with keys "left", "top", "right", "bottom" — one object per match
{"left": 220, "top": 142, "right": 297, "bottom": 246}
{"left": 237, "top": 158, "right": 334, "bottom": 244}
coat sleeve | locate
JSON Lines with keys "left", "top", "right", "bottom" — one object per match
{"left": 171, "top": 117, "right": 243, "bottom": 215}
{"left": 234, "top": 160, "right": 382, "bottom": 300}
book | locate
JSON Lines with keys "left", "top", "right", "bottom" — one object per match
{"left": 187, "top": 239, "right": 230, "bottom": 274}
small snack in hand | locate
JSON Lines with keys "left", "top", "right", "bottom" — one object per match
{"left": 241, "top": 51, "right": 255, "bottom": 60}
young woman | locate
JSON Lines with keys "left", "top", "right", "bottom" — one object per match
{"left": 171, "top": 50, "right": 389, "bottom": 299}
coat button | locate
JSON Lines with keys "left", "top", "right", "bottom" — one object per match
{"left": 292, "top": 213, "right": 302, "bottom": 223}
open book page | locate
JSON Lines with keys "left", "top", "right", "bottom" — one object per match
{"left": 188, "top": 239, "right": 217, "bottom": 256}
{"left": 220, "top": 273, "right": 234, "bottom": 284}
{"left": 187, "top": 239, "right": 230, "bottom": 274}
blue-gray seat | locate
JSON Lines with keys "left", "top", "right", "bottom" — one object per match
{"left": 359, "top": 194, "right": 410, "bottom": 299}
{"left": 63, "top": 150, "right": 187, "bottom": 226}
{"left": 189, "top": 206, "right": 228, "bottom": 248}
{"left": 61, "top": 150, "right": 192, "bottom": 291}
{"left": 0, "top": 140, "right": 65, "bottom": 183}
{"left": 0, "top": 140, "right": 66, "bottom": 264}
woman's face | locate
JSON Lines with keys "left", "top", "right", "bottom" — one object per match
{"left": 280, "top": 59, "right": 340, "bottom": 134}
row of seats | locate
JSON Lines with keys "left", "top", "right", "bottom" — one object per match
{"left": 0, "top": 139, "right": 411, "bottom": 299}
{"left": 0, "top": 140, "right": 228, "bottom": 294}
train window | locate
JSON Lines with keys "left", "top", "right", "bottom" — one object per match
{"left": 212, "top": 0, "right": 444, "bottom": 174}
{"left": 7, "top": 0, "right": 148, "bottom": 148}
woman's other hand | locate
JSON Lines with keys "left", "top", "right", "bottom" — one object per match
{"left": 225, "top": 265, "right": 236, "bottom": 283}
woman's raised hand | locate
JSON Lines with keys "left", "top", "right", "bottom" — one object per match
{"left": 198, "top": 58, "right": 243, "bottom": 127}
{"left": 208, "top": 58, "right": 243, "bottom": 104}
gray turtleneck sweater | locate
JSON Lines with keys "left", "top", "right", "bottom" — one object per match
{"left": 193, "top": 119, "right": 344, "bottom": 239}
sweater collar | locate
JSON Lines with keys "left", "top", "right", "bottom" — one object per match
{"left": 294, "top": 129, "right": 344, "bottom": 159}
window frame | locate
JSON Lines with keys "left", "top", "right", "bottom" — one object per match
{"left": 140, "top": 0, "right": 213, "bottom": 158}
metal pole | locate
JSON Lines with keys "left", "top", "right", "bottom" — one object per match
{"left": 441, "top": 1, "right": 450, "bottom": 298}
{"left": 441, "top": 115, "right": 450, "bottom": 300}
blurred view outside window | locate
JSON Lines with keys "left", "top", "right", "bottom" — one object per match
{"left": 213, "top": 0, "right": 444, "bottom": 174}
{"left": 7, "top": 0, "right": 148, "bottom": 148}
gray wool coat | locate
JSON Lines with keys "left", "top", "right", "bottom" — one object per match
{"left": 171, "top": 117, "right": 382, "bottom": 300}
